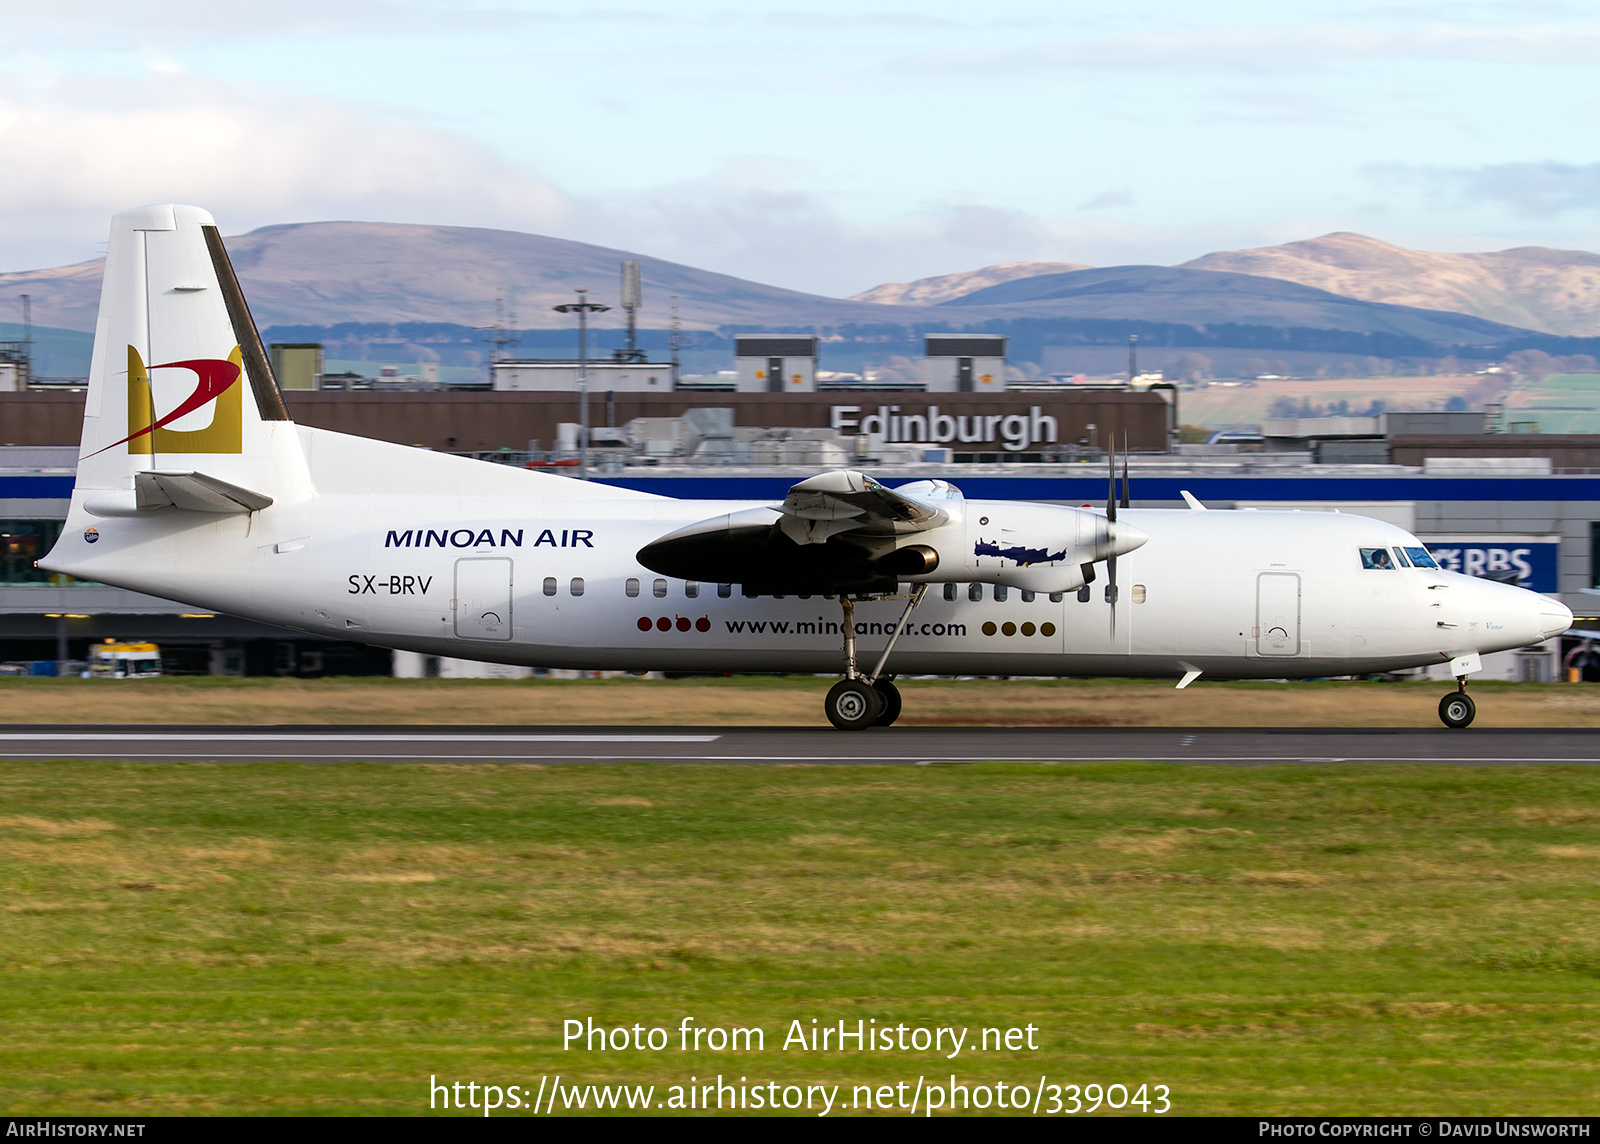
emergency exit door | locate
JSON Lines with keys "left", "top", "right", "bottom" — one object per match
{"left": 1256, "top": 572, "right": 1301, "bottom": 656}
{"left": 455, "top": 558, "right": 513, "bottom": 641}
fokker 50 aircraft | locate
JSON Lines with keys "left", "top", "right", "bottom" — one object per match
{"left": 39, "top": 205, "right": 1573, "bottom": 730}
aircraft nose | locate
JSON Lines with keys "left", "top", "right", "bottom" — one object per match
{"left": 1109, "top": 520, "right": 1149, "bottom": 557}
{"left": 1539, "top": 598, "right": 1574, "bottom": 641}
{"left": 1458, "top": 577, "right": 1571, "bottom": 652}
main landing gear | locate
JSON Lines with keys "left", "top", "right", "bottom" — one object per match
{"left": 1438, "top": 677, "right": 1476, "bottom": 729}
{"left": 824, "top": 585, "right": 926, "bottom": 731}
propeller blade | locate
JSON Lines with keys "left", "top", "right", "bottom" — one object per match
{"left": 1106, "top": 447, "right": 1116, "bottom": 523}
{"left": 1106, "top": 551, "right": 1118, "bottom": 640}
{"left": 1120, "top": 437, "right": 1130, "bottom": 510}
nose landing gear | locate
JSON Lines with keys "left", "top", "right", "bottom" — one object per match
{"left": 824, "top": 585, "right": 925, "bottom": 731}
{"left": 1438, "top": 677, "right": 1476, "bottom": 729}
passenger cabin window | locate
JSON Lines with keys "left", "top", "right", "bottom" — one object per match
{"left": 968, "top": 583, "right": 983, "bottom": 603}
{"left": 1360, "top": 547, "right": 1396, "bottom": 570}
{"left": 543, "top": 577, "right": 557, "bottom": 596}
{"left": 1404, "top": 547, "right": 1439, "bottom": 569}
{"left": 1049, "top": 592, "right": 1064, "bottom": 603}
{"left": 653, "top": 578, "right": 668, "bottom": 597}
{"left": 944, "top": 583, "right": 958, "bottom": 602}
{"left": 625, "top": 578, "right": 640, "bottom": 597}
{"left": 1021, "top": 590, "right": 1035, "bottom": 603}
{"left": 993, "top": 585, "right": 1008, "bottom": 602}
{"left": 718, "top": 583, "right": 732, "bottom": 598}
{"left": 570, "top": 577, "right": 584, "bottom": 596}
{"left": 685, "top": 581, "right": 700, "bottom": 598}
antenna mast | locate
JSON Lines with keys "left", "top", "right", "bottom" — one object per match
{"left": 482, "top": 288, "right": 521, "bottom": 379}
{"left": 615, "top": 260, "right": 644, "bottom": 363}
{"left": 666, "top": 294, "right": 695, "bottom": 389}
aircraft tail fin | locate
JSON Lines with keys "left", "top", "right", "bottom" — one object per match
{"left": 72, "top": 204, "right": 308, "bottom": 503}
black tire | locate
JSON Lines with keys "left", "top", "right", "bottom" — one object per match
{"left": 872, "top": 678, "right": 902, "bottom": 727}
{"left": 825, "top": 679, "right": 882, "bottom": 731}
{"left": 1439, "top": 692, "right": 1476, "bottom": 729}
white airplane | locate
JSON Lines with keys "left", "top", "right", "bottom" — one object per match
{"left": 39, "top": 205, "right": 1573, "bottom": 730}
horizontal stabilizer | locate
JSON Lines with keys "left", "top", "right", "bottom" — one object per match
{"left": 85, "top": 471, "right": 274, "bottom": 516}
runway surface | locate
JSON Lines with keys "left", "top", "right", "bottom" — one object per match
{"left": 1, "top": 725, "right": 1598, "bottom": 764}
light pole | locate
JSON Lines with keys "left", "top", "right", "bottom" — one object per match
{"left": 553, "top": 288, "right": 610, "bottom": 480}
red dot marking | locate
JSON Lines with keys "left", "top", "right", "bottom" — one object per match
{"left": 637, "top": 617, "right": 652, "bottom": 632}
{"left": 676, "top": 616, "right": 691, "bottom": 632}
{"left": 695, "top": 616, "right": 710, "bottom": 632}
{"left": 656, "top": 616, "right": 671, "bottom": 632}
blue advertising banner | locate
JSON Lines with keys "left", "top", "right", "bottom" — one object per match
{"left": 1419, "top": 535, "right": 1561, "bottom": 593}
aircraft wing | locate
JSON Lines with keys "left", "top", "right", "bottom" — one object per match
{"left": 776, "top": 471, "right": 951, "bottom": 545}
{"left": 638, "top": 471, "right": 957, "bottom": 593}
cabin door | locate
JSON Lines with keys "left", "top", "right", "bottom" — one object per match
{"left": 455, "top": 558, "right": 513, "bottom": 641}
{"left": 1256, "top": 572, "right": 1301, "bottom": 656}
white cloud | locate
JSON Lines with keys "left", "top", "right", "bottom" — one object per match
{"left": 572, "top": 168, "right": 1213, "bottom": 293}
{"left": 1076, "top": 188, "right": 1135, "bottom": 211}
{"left": 0, "top": 69, "right": 568, "bottom": 268}
{"left": 1371, "top": 160, "right": 1600, "bottom": 217}
{"left": 896, "top": 23, "right": 1600, "bottom": 75}
{"left": 0, "top": 66, "right": 1252, "bottom": 296}
{"left": 0, "top": 1, "right": 572, "bottom": 46}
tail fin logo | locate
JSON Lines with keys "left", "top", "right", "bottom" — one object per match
{"left": 92, "top": 345, "right": 245, "bottom": 456}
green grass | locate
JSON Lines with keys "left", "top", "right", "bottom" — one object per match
{"left": 4, "top": 760, "right": 1600, "bottom": 1115}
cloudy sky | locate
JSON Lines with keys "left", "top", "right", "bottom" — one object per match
{"left": 2, "top": 0, "right": 1599, "bottom": 295}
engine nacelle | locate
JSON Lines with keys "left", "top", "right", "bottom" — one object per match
{"left": 879, "top": 502, "right": 1146, "bottom": 593}
{"left": 636, "top": 491, "right": 1146, "bottom": 596}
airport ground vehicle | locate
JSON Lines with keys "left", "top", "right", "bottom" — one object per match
{"left": 87, "top": 641, "right": 163, "bottom": 679}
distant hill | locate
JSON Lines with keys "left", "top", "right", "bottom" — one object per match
{"left": 5, "top": 220, "right": 1592, "bottom": 374}
{"left": 849, "top": 261, "right": 1090, "bottom": 306}
{"left": 1182, "top": 232, "right": 1600, "bottom": 337}
{"left": 939, "top": 266, "right": 1533, "bottom": 347}
{"left": 0, "top": 221, "right": 932, "bottom": 335}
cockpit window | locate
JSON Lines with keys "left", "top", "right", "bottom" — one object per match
{"left": 1404, "top": 546, "right": 1439, "bottom": 569}
{"left": 1394, "top": 547, "right": 1411, "bottom": 567}
{"left": 1360, "top": 547, "right": 1396, "bottom": 570}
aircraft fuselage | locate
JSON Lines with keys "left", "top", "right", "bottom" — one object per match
{"left": 48, "top": 479, "right": 1567, "bottom": 682}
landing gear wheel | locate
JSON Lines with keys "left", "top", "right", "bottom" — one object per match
{"left": 826, "top": 679, "right": 882, "bottom": 731}
{"left": 872, "top": 678, "right": 902, "bottom": 727}
{"left": 1439, "top": 692, "right": 1476, "bottom": 729}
